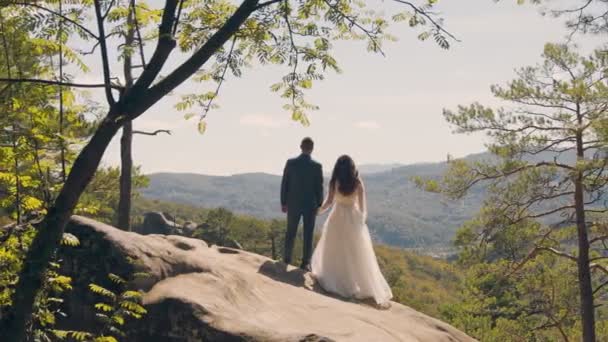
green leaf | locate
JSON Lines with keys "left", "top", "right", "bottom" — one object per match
{"left": 70, "top": 331, "right": 93, "bottom": 341}
{"left": 94, "top": 337, "right": 119, "bottom": 342}
{"left": 197, "top": 120, "right": 207, "bottom": 134}
{"left": 111, "top": 314, "right": 125, "bottom": 326}
{"left": 108, "top": 273, "right": 126, "bottom": 284}
{"left": 95, "top": 303, "right": 113, "bottom": 312}
{"left": 89, "top": 284, "right": 116, "bottom": 299}
{"left": 61, "top": 233, "right": 80, "bottom": 247}
{"left": 299, "top": 79, "right": 312, "bottom": 89}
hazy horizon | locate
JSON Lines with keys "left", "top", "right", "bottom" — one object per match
{"left": 89, "top": 0, "right": 605, "bottom": 176}
{"left": 143, "top": 152, "right": 479, "bottom": 177}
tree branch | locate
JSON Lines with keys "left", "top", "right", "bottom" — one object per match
{"left": 283, "top": 7, "right": 300, "bottom": 110}
{"left": 594, "top": 279, "right": 608, "bottom": 296}
{"left": 255, "top": 0, "right": 282, "bottom": 9}
{"left": 202, "top": 36, "right": 237, "bottom": 117}
{"left": 0, "top": 78, "right": 123, "bottom": 90}
{"left": 590, "top": 235, "right": 608, "bottom": 245}
{"left": 591, "top": 262, "right": 608, "bottom": 276}
{"left": 130, "top": 0, "right": 147, "bottom": 68}
{"left": 127, "top": 0, "right": 179, "bottom": 96}
{"left": 391, "top": 0, "right": 459, "bottom": 42}
{"left": 132, "top": 129, "right": 171, "bottom": 136}
{"left": 172, "top": 0, "right": 185, "bottom": 35}
{"left": 451, "top": 160, "right": 575, "bottom": 197}
{"left": 536, "top": 246, "right": 578, "bottom": 262}
{"left": 93, "top": 0, "right": 116, "bottom": 105}
{"left": 134, "top": 0, "right": 260, "bottom": 116}
{"left": 323, "top": 0, "right": 385, "bottom": 56}
{"left": 9, "top": 2, "right": 98, "bottom": 39}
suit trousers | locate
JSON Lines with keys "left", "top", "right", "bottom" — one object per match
{"left": 283, "top": 207, "right": 317, "bottom": 267}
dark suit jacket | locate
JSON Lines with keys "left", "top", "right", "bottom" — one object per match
{"left": 281, "top": 154, "right": 324, "bottom": 211}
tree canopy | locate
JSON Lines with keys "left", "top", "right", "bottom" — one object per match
{"left": 419, "top": 43, "right": 608, "bottom": 341}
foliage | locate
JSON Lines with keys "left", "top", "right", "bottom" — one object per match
{"left": 0, "top": 223, "right": 82, "bottom": 340}
{"left": 0, "top": 8, "right": 96, "bottom": 222}
{"left": 78, "top": 167, "right": 149, "bottom": 224}
{"left": 193, "top": 207, "right": 235, "bottom": 245}
{"left": 514, "top": 0, "right": 608, "bottom": 38}
{"left": 0, "top": 225, "right": 36, "bottom": 310}
{"left": 375, "top": 244, "right": 461, "bottom": 317}
{"left": 86, "top": 274, "right": 147, "bottom": 340}
{"left": 50, "top": 275, "right": 147, "bottom": 342}
{"left": 1, "top": 222, "right": 147, "bottom": 341}
{"left": 2, "top": 0, "right": 455, "bottom": 129}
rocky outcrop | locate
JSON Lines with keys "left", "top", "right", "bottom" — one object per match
{"left": 60, "top": 216, "right": 475, "bottom": 342}
{"left": 182, "top": 221, "right": 198, "bottom": 237}
{"left": 134, "top": 211, "right": 182, "bottom": 235}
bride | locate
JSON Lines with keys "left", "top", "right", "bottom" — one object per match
{"left": 311, "top": 155, "right": 393, "bottom": 306}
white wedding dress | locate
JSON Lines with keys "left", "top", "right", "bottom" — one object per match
{"left": 311, "top": 182, "right": 393, "bottom": 305}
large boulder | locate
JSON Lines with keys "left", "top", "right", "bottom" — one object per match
{"left": 59, "top": 216, "right": 475, "bottom": 342}
{"left": 135, "top": 211, "right": 182, "bottom": 235}
{"left": 182, "top": 221, "right": 198, "bottom": 237}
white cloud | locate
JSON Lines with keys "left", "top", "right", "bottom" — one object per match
{"left": 239, "top": 114, "right": 284, "bottom": 128}
{"left": 354, "top": 120, "right": 381, "bottom": 129}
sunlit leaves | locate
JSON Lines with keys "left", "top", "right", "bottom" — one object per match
{"left": 89, "top": 284, "right": 117, "bottom": 300}
{"left": 94, "top": 336, "right": 119, "bottom": 342}
{"left": 95, "top": 303, "right": 113, "bottom": 312}
{"left": 89, "top": 273, "right": 147, "bottom": 337}
{"left": 51, "top": 330, "right": 93, "bottom": 341}
{"left": 108, "top": 273, "right": 126, "bottom": 285}
{"left": 0, "top": 8, "right": 98, "bottom": 220}
{"left": 76, "top": 166, "right": 149, "bottom": 221}
{"left": 60, "top": 233, "right": 80, "bottom": 247}
{"left": 197, "top": 120, "right": 207, "bottom": 134}
{"left": 173, "top": 0, "right": 451, "bottom": 128}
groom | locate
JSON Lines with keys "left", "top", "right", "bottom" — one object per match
{"left": 280, "top": 137, "right": 324, "bottom": 271}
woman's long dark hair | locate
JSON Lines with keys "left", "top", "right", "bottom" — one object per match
{"left": 330, "top": 155, "right": 360, "bottom": 196}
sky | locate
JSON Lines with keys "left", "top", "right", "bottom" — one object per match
{"left": 80, "top": 0, "right": 605, "bottom": 176}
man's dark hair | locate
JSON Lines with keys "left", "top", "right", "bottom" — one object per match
{"left": 300, "top": 137, "right": 314, "bottom": 152}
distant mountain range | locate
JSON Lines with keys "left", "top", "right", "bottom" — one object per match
{"left": 142, "top": 150, "right": 592, "bottom": 248}
{"left": 142, "top": 155, "right": 492, "bottom": 248}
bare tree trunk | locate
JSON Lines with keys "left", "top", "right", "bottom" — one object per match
{"left": 117, "top": 7, "right": 135, "bottom": 230}
{"left": 271, "top": 235, "right": 276, "bottom": 260}
{"left": 575, "top": 122, "right": 596, "bottom": 341}
{"left": 31, "top": 136, "right": 51, "bottom": 208}
{"left": 12, "top": 124, "right": 21, "bottom": 224}
{"left": 117, "top": 121, "right": 133, "bottom": 230}
{"left": 575, "top": 176, "right": 595, "bottom": 341}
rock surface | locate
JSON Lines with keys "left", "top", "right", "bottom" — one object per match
{"left": 62, "top": 216, "right": 476, "bottom": 342}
